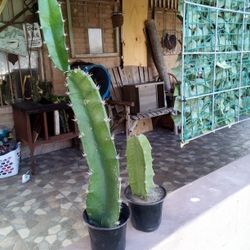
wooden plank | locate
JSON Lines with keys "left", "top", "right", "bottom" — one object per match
{"left": 138, "top": 67, "right": 145, "bottom": 83}
{"left": 118, "top": 67, "right": 128, "bottom": 85}
{"left": 132, "top": 66, "right": 140, "bottom": 83}
{"left": 113, "top": 67, "right": 123, "bottom": 87}
{"left": 148, "top": 67, "right": 154, "bottom": 81}
{"left": 122, "top": 0, "right": 148, "bottom": 66}
{"left": 109, "top": 68, "right": 122, "bottom": 101}
{"left": 138, "top": 85, "right": 157, "bottom": 113}
{"left": 75, "top": 53, "right": 119, "bottom": 58}
{"left": 143, "top": 67, "right": 149, "bottom": 82}
{"left": 137, "top": 67, "right": 141, "bottom": 83}
{"left": 108, "top": 68, "right": 118, "bottom": 100}
{"left": 123, "top": 66, "right": 140, "bottom": 84}
{"left": 135, "top": 81, "right": 164, "bottom": 87}
{"left": 123, "top": 67, "right": 132, "bottom": 84}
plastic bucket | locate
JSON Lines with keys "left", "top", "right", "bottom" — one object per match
{"left": 83, "top": 64, "right": 111, "bottom": 100}
{"left": 0, "top": 142, "right": 21, "bottom": 178}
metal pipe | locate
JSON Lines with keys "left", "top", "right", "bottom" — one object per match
{"left": 181, "top": 1, "right": 186, "bottom": 143}
{"left": 5, "top": 53, "right": 14, "bottom": 102}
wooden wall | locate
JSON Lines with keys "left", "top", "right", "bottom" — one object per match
{"left": 122, "top": 0, "right": 148, "bottom": 66}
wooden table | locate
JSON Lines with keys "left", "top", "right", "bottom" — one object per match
{"left": 12, "top": 101, "right": 78, "bottom": 174}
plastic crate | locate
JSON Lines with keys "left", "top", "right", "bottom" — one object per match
{"left": 0, "top": 142, "right": 21, "bottom": 178}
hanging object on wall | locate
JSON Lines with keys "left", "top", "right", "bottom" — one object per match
{"left": 0, "top": 0, "right": 8, "bottom": 15}
{"left": 111, "top": 12, "right": 123, "bottom": 28}
{"left": 23, "top": 23, "right": 42, "bottom": 48}
{"left": 7, "top": 53, "right": 18, "bottom": 65}
{"left": 0, "top": 23, "right": 27, "bottom": 56}
{"left": 149, "top": 0, "right": 180, "bottom": 55}
{"left": 88, "top": 28, "right": 103, "bottom": 54}
{"left": 162, "top": 33, "right": 177, "bottom": 50}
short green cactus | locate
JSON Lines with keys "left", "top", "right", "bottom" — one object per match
{"left": 38, "top": 0, "right": 120, "bottom": 227}
{"left": 126, "top": 134, "right": 155, "bottom": 199}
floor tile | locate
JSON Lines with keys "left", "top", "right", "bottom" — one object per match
{"left": 0, "top": 121, "right": 250, "bottom": 249}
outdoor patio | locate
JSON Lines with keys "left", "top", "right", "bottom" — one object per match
{"left": 1, "top": 120, "right": 250, "bottom": 249}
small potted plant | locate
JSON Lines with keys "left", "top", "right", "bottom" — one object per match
{"left": 38, "top": 1, "right": 129, "bottom": 249}
{"left": 124, "top": 134, "right": 167, "bottom": 232}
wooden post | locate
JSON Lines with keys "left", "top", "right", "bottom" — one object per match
{"left": 145, "top": 19, "right": 171, "bottom": 92}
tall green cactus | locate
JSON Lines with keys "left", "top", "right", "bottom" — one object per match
{"left": 126, "top": 135, "right": 155, "bottom": 199}
{"left": 38, "top": 0, "right": 120, "bottom": 228}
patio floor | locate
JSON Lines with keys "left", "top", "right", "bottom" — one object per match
{"left": 1, "top": 120, "right": 250, "bottom": 249}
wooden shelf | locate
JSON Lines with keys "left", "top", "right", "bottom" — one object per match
{"left": 12, "top": 101, "right": 78, "bottom": 174}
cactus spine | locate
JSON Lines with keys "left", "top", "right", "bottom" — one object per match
{"left": 126, "top": 134, "right": 155, "bottom": 199}
{"left": 38, "top": 0, "right": 120, "bottom": 227}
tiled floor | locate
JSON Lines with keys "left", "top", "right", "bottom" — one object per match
{"left": 1, "top": 121, "right": 250, "bottom": 249}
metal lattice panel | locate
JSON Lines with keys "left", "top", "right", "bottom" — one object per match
{"left": 181, "top": 0, "right": 250, "bottom": 144}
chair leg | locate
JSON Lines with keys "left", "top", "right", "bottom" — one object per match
{"left": 129, "top": 120, "right": 138, "bottom": 136}
{"left": 107, "top": 105, "right": 114, "bottom": 127}
{"left": 174, "top": 125, "right": 179, "bottom": 135}
{"left": 125, "top": 106, "right": 131, "bottom": 138}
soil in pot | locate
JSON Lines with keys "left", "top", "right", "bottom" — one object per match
{"left": 83, "top": 203, "right": 130, "bottom": 250}
{"left": 124, "top": 185, "right": 166, "bottom": 232}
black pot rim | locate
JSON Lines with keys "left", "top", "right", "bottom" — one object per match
{"left": 124, "top": 185, "right": 167, "bottom": 206}
{"left": 83, "top": 202, "right": 130, "bottom": 231}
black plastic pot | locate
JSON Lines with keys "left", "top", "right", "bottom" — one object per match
{"left": 83, "top": 203, "right": 130, "bottom": 250}
{"left": 124, "top": 185, "right": 167, "bottom": 232}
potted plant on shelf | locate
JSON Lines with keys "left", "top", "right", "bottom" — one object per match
{"left": 124, "top": 134, "right": 167, "bottom": 232}
{"left": 38, "top": 1, "right": 129, "bottom": 249}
